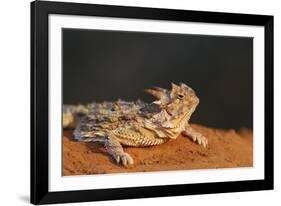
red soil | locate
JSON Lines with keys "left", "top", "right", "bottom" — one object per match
{"left": 63, "top": 124, "right": 253, "bottom": 175}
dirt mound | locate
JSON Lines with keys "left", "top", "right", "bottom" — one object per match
{"left": 63, "top": 124, "right": 253, "bottom": 175}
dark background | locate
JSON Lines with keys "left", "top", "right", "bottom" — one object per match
{"left": 63, "top": 28, "right": 253, "bottom": 129}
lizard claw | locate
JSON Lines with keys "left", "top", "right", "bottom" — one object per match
{"left": 182, "top": 126, "right": 208, "bottom": 148}
{"left": 193, "top": 134, "right": 208, "bottom": 148}
{"left": 114, "top": 152, "right": 134, "bottom": 166}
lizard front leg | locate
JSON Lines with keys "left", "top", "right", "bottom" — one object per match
{"left": 182, "top": 124, "right": 208, "bottom": 148}
{"left": 104, "top": 135, "right": 134, "bottom": 166}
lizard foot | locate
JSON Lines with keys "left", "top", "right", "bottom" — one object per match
{"left": 191, "top": 133, "right": 208, "bottom": 148}
{"left": 113, "top": 152, "right": 134, "bottom": 166}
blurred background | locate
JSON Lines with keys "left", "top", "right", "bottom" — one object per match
{"left": 63, "top": 28, "right": 253, "bottom": 129}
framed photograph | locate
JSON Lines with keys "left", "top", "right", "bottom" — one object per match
{"left": 31, "top": 0, "right": 274, "bottom": 204}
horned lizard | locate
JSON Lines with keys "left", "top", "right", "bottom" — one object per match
{"left": 63, "top": 83, "right": 208, "bottom": 166}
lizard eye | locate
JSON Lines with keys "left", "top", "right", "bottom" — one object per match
{"left": 177, "top": 94, "right": 184, "bottom": 99}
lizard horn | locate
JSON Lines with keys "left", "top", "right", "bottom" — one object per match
{"left": 180, "top": 82, "right": 188, "bottom": 88}
{"left": 171, "top": 82, "right": 179, "bottom": 90}
{"left": 152, "top": 86, "right": 167, "bottom": 92}
{"left": 144, "top": 87, "right": 166, "bottom": 99}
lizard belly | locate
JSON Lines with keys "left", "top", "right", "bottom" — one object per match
{"left": 118, "top": 136, "right": 167, "bottom": 147}
{"left": 112, "top": 127, "right": 167, "bottom": 147}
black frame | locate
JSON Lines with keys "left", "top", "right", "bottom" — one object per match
{"left": 31, "top": 0, "right": 274, "bottom": 204}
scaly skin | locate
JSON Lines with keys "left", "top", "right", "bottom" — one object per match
{"left": 63, "top": 83, "right": 208, "bottom": 166}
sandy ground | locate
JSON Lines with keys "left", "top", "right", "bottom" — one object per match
{"left": 63, "top": 124, "right": 253, "bottom": 176}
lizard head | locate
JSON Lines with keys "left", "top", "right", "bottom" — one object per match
{"left": 145, "top": 82, "right": 199, "bottom": 120}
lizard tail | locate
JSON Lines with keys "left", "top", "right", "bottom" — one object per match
{"left": 63, "top": 104, "right": 88, "bottom": 129}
